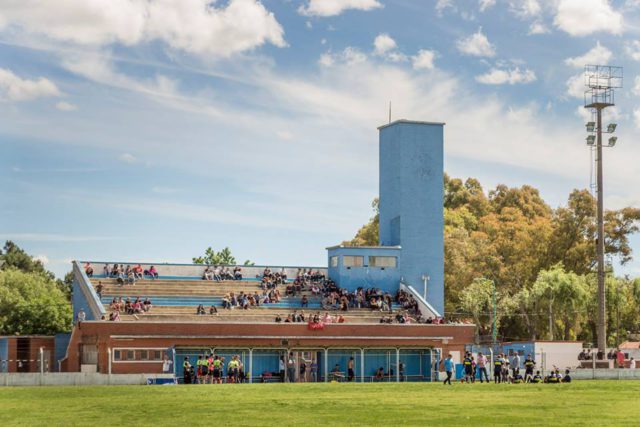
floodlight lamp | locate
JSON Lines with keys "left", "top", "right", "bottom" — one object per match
{"left": 608, "top": 136, "right": 617, "bottom": 147}
{"left": 586, "top": 135, "right": 596, "bottom": 145}
{"left": 607, "top": 123, "right": 617, "bottom": 133}
{"left": 586, "top": 122, "right": 596, "bottom": 132}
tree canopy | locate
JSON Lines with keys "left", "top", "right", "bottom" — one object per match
{"left": 192, "top": 247, "right": 253, "bottom": 266}
{"left": 346, "top": 175, "right": 640, "bottom": 344}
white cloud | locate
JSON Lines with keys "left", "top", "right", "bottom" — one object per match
{"left": 0, "top": 0, "right": 286, "bottom": 57}
{"left": 436, "top": 0, "right": 456, "bottom": 14}
{"left": 476, "top": 67, "right": 537, "bottom": 85}
{"left": 319, "top": 47, "right": 367, "bottom": 67}
{"left": 479, "top": 0, "right": 496, "bottom": 12}
{"left": 412, "top": 50, "right": 436, "bottom": 70}
{"left": 276, "top": 130, "right": 294, "bottom": 140}
{"left": 554, "top": 0, "right": 623, "bottom": 36}
{"left": 634, "top": 109, "right": 640, "bottom": 128}
{"left": 372, "top": 34, "right": 407, "bottom": 62}
{"left": 566, "top": 73, "right": 585, "bottom": 98}
{"left": 509, "top": 0, "right": 542, "bottom": 18}
{"left": 528, "top": 21, "right": 550, "bottom": 34}
{"left": 119, "top": 153, "right": 137, "bottom": 163}
{"left": 298, "top": 0, "right": 382, "bottom": 17}
{"left": 624, "top": 40, "right": 640, "bottom": 61}
{"left": 564, "top": 42, "right": 612, "bottom": 68}
{"left": 373, "top": 33, "right": 397, "bottom": 55}
{"left": 634, "top": 76, "right": 640, "bottom": 95}
{"left": 56, "top": 101, "right": 77, "bottom": 111}
{"left": 456, "top": 28, "right": 496, "bottom": 57}
{"left": 32, "top": 254, "right": 49, "bottom": 265}
{"left": 0, "top": 68, "right": 60, "bottom": 101}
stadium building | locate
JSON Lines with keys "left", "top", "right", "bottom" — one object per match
{"left": 61, "top": 120, "right": 475, "bottom": 382}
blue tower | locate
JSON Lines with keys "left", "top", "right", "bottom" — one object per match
{"left": 378, "top": 120, "right": 445, "bottom": 315}
{"left": 327, "top": 119, "right": 445, "bottom": 316}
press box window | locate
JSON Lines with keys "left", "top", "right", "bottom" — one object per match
{"left": 343, "top": 256, "right": 364, "bottom": 268}
{"left": 330, "top": 256, "right": 338, "bottom": 267}
{"left": 368, "top": 256, "right": 397, "bottom": 268}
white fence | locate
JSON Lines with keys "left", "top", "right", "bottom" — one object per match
{"left": 572, "top": 369, "right": 640, "bottom": 380}
{"left": 0, "top": 373, "right": 175, "bottom": 386}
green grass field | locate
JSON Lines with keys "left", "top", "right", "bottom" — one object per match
{"left": 0, "top": 381, "right": 638, "bottom": 426}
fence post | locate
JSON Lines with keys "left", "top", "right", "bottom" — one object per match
{"left": 248, "top": 349, "right": 253, "bottom": 384}
{"left": 396, "top": 348, "right": 400, "bottom": 382}
{"left": 360, "top": 349, "right": 365, "bottom": 383}
{"left": 324, "top": 348, "right": 328, "bottom": 383}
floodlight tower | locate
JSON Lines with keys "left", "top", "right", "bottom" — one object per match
{"left": 583, "top": 65, "right": 623, "bottom": 358}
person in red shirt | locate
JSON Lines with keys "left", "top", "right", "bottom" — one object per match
{"left": 616, "top": 349, "right": 626, "bottom": 368}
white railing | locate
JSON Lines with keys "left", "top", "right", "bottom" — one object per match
{"left": 399, "top": 282, "right": 441, "bottom": 319}
{"left": 73, "top": 261, "right": 106, "bottom": 319}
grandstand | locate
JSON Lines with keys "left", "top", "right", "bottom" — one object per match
{"left": 60, "top": 120, "right": 476, "bottom": 382}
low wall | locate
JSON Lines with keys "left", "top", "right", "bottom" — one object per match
{"left": 572, "top": 369, "right": 640, "bottom": 380}
{"left": 0, "top": 373, "right": 175, "bottom": 386}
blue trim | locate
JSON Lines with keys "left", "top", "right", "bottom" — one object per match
{"left": 78, "top": 260, "right": 326, "bottom": 270}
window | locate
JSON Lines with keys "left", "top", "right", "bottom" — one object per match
{"left": 330, "top": 256, "right": 338, "bottom": 267}
{"left": 139, "top": 350, "right": 149, "bottom": 361}
{"left": 368, "top": 256, "right": 397, "bottom": 268}
{"left": 113, "top": 349, "right": 165, "bottom": 362}
{"left": 343, "top": 256, "right": 364, "bottom": 267}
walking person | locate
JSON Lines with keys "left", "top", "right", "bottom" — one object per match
{"left": 443, "top": 354, "right": 454, "bottom": 385}
{"left": 347, "top": 357, "right": 355, "bottom": 382}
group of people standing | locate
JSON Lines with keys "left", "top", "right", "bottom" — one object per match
{"left": 443, "top": 351, "right": 564, "bottom": 385}
{"left": 182, "top": 354, "right": 245, "bottom": 384}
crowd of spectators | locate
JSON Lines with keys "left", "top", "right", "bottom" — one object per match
{"left": 108, "top": 296, "right": 153, "bottom": 315}
{"left": 203, "top": 266, "right": 242, "bottom": 281}
{"left": 101, "top": 264, "right": 159, "bottom": 284}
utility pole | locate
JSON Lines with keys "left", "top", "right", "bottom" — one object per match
{"left": 583, "top": 65, "right": 622, "bottom": 359}
{"left": 492, "top": 279, "right": 497, "bottom": 345}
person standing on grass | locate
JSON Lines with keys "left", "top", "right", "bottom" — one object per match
{"left": 443, "top": 354, "right": 454, "bottom": 385}
{"left": 287, "top": 352, "right": 296, "bottom": 382}
{"left": 477, "top": 352, "right": 489, "bottom": 383}
{"left": 494, "top": 354, "right": 503, "bottom": 384}
{"left": 348, "top": 357, "right": 355, "bottom": 382}
{"left": 463, "top": 352, "right": 473, "bottom": 383}
{"left": 512, "top": 352, "right": 521, "bottom": 378}
{"left": 310, "top": 359, "right": 318, "bottom": 382}
{"left": 279, "top": 356, "right": 286, "bottom": 382}
{"left": 524, "top": 354, "right": 536, "bottom": 383}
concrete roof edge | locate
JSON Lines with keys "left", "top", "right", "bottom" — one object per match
{"left": 377, "top": 119, "right": 446, "bottom": 130}
{"left": 325, "top": 245, "right": 402, "bottom": 250}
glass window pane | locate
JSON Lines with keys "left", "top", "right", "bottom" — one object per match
{"left": 369, "top": 256, "right": 397, "bottom": 268}
{"left": 343, "top": 256, "right": 364, "bottom": 267}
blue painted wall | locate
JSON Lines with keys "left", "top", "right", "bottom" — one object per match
{"left": 72, "top": 274, "right": 98, "bottom": 322}
{"left": 378, "top": 121, "right": 445, "bottom": 315}
{"left": 0, "top": 338, "right": 7, "bottom": 372}
{"left": 327, "top": 246, "right": 402, "bottom": 293}
{"left": 54, "top": 333, "right": 72, "bottom": 372}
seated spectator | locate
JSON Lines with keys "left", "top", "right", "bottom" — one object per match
{"left": 275, "top": 314, "right": 282, "bottom": 323}
{"left": 301, "top": 295, "right": 309, "bottom": 308}
{"left": 143, "top": 298, "right": 152, "bottom": 312}
{"left": 127, "top": 269, "right": 136, "bottom": 285}
{"left": 331, "top": 364, "right": 343, "bottom": 381}
{"left": 209, "top": 305, "right": 218, "bottom": 315}
{"left": 95, "top": 281, "right": 103, "bottom": 298}
{"left": 132, "top": 298, "right": 143, "bottom": 314}
{"left": 203, "top": 266, "right": 214, "bottom": 281}
{"left": 76, "top": 309, "right": 86, "bottom": 323}
{"left": 336, "top": 315, "right": 345, "bottom": 323}
{"left": 103, "top": 264, "right": 112, "bottom": 277}
{"left": 234, "top": 267, "right": 243, "bottom": 280}
{"left": 134, "top": 264, "right": 144, "bottom": 280}
{"left": 109, "top": 311, "right": 120, "bottom": 321}
{"left": 196, "top": 304, "right": 206, "bottom": 315}
{"left": 124, "top": 299, "right": 133, "bottom": 314}
{"left": 222, "top": 295, "right": 231, "bottom": 309}
{"left": 374, "top": 367, "right": 384, "bottom": 381}
{"left": 213, "top": 266, "right": 222, "bottom": 282}
{"left": 84, "top": 262, "right": 94, "bottom": 277}
{"left": 530, "top": 370, "right": 543, "bottom": 383}
{"left": 144, "top": 265, "right": 159, "bottom": 279}
{"left": 562, "top": 369, "right": 572, "bottom": 383}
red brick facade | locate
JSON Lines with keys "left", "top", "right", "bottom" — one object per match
{"left": 62, "top": 321, "right": 475, "bottom": 374}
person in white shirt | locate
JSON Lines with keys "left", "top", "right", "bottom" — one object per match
{"left": 630, "top": 358, "right": 636, "bottom": 369}
{"left": 512, "top": 353, "right": 521, "bottom": 377}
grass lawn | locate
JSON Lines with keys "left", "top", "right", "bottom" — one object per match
{"left": 0, "top": 380, "right": 638, "bottom": 426}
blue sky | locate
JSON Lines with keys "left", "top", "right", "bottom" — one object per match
{"left": 1, "top": 0, "right": 639, "bottom": 278}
